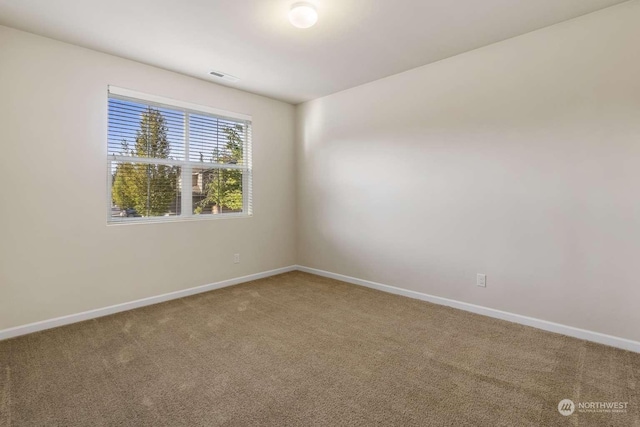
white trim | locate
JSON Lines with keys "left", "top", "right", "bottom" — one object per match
{"left": 296, "top": 266, "right": 640, "bottom": 353}
{"left": 108, "top": 155, "right": 247, "bottom": 170}
{"left": 108, "top": 86, "right": 252, "bottom": 122}
{"left": 107, "top": 211, "right": 251, "bottom": 226}
{"left": 3, "top": 265, "right": 638, "bottom": 353}
{"left": 0, "top": 266, "right": 296, "bottom": 341}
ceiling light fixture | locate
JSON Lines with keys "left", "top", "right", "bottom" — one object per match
{"left": 288, "top": 2, "right": 318, "bottom": 29}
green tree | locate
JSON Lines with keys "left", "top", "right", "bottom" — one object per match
{"left": 111, "top": 108, "right": 178, "bottom": 216}
{"left": 196, "top": 124, "right": 244, "bottom": 214}
{"left": 112, "top": 161, "right": 136, "bottom": 209}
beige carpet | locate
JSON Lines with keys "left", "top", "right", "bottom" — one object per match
{"left": 0, "top": 271, "right": 638, "bottom": 426}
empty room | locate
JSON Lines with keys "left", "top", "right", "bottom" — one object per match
{"left": 0, "top": 0, "right": 639, "bottom": 425}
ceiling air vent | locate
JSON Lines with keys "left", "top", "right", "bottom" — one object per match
{"left": 209, "top": 70, "right": 240, "bottom": 83}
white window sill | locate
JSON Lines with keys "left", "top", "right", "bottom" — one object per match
{"left": 107, "top": 213, "right": 252, "bottom": 226}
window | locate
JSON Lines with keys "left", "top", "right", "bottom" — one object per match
{"left": 107, "top": 87, "right": 252, "bottom": 224}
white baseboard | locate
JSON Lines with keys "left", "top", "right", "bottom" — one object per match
{"left": 3, "top": 264, "right": 638, "bottom": 353}
{"left": 0, "top": 265, "right": 296, "bottom": 341}
{"left": 296, "top": 265, "right": 640, "bottom": 353}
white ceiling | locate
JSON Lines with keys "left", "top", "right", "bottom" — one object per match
{"left": 0, "top": 0, "right": 628, "bottom": 104}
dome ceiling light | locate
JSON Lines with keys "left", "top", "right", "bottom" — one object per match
{"left": 289, "top": 2, "right": 318, "bottom": 29}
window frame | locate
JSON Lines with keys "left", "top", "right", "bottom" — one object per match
{"left": 106, "top": 86, "right": 253, "bottom": 225}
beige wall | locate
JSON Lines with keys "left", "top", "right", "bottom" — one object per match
{"left": 296, "top": 2, "right": 640, "bottom": 342}
{"left": 0, "top": 26, "right": 296, "bottom": 330}
{"left": 1, "top": 2, "right": 639, "bottom": 342}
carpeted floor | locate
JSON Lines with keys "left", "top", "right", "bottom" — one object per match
{"left": 0, "top": 271, "right": 638, "bottom": 426}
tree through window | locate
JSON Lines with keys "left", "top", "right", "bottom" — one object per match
{"left": 107, "top": 87, "right": 252, "bottom": 223}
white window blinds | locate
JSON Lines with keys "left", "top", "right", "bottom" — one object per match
{"left": 107, "top": 87, "right": 252, "bottom": 223}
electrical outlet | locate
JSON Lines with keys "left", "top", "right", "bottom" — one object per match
{"left": 233, "top": 253, "right": 240, "bottom": 264}
{"left": 477, "top": 274, "right": 486, "bottom": 287}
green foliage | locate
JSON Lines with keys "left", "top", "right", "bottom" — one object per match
{"left": 111, "top": 108, "right": 178, "bottom": 216}
{"left": 202, "top": 169, "right": 243, "bottom": 212}
{"left": 112, "top": 161, "right": 136, "bottom": 210}
{"left": 223, "top": 125, "right": 244, "bottom": 162}
{"left": 199, "top": 124, "right": 245, "bottom": 213}
{"left": 135, "top": 108, "right": 172, "bottom": 159}
{"left": 112, "top": 113, "right": 245, "bottom": 217}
